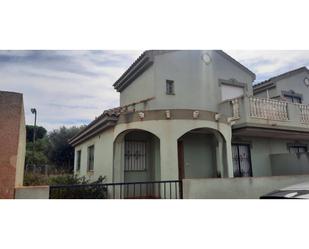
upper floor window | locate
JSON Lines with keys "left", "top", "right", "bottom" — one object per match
{"left": 87, "top": 145, "right": 95, "bottom": 172}
{"left": 283, "top": 94, "right": 302, "bottom": 104}
{"left": 76, "top": 150, "right": 81, "bottom": 171}
{"left": 221, "top": 84, "right": 244, "bottom": 101}
{"left": 166, "top": 80, "right": 175, "bottom": 95}
{"left": 219, "top": 79, "right": 246, "bottom": 101}
{"left": 282, "top": 90, "right": 302, "bottom": 104}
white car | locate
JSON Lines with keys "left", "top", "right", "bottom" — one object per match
{"left": 260, "top": 182, "right": 309, "bottom": 199}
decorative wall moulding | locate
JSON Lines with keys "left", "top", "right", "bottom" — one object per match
{"left": 138, "top": 112, "right": 145, "bottom": 120}
{"left": 193, "top": 110, "right": 200, "bottom": 119}
{"left": 165, "top": 110, "right": 171, "bottom": 119}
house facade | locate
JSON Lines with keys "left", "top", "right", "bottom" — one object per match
{"left": 0, "top": 91, "right": 26, "bottom": 199}
{"left": 69, "top": 50, "right": 309, "bottom": 198}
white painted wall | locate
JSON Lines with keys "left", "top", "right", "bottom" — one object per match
{"left": 120, "top": 51, "right": 254, "bottom": 112}
{"left": 113, "top": 119, "right": 233, "bottom": 182}
{"left": 74, "top": 128, "right": 114, "bottom": 182}
{"left": 120, "top": 66, "right": 155, "bottom": 107}
{"left": 15, "top": 104, "right": 26, "bottom": 187}
{"left": 15, "top": 186, "right": 49, "bottom": 199}
{"left": 183, "top": 175, "right": 309, "bottom": 199}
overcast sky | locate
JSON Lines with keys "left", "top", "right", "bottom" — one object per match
{"left": 1, "top": 50, "right": 309, "bottom": 131}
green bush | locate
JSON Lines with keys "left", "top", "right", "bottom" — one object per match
{"left": 24, "top": 173, "right": 107, "bottom": 199}
{"left": 49, "top": 175, "right": 107, "bottom": 199}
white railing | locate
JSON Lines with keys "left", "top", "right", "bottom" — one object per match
{"left": 249, "top": 97, "right": 288, "bottom": 121}
{"left": 231, "top": 98, "right": 240, "bottom": 119}
{"left": 297, "top": 104, "right": 309, "bottom": 124}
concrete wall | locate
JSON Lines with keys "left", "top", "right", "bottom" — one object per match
{"left": 15, "top": 186, "right": 49, "bottom": 199}
{"left": 183, "top": 175, "right": 309, "bottom": 199}
{"left": 0, "top": 91, "right": 26, "bottom": 199}
{"left": 271, "top": 152, "right": 309, "bottom": 175}
{"left": 233, "top": 136, "right": 309, "bottom": 177}
{"left": 120, "top": 51, "right": 254, "bottom": 112}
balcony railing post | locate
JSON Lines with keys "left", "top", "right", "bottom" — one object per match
{"left": 296, "top": 103, "right": 309, "bottom": 124}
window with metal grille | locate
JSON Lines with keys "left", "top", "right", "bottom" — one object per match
{"left": 76, "top": 150, "right": 81, "bottom": 171}
{"left": 124, "top": 141, "right": 146, "bottom": 171}
{"left": 87, "top": 145, "right": 95, "bottom": 172}
{"left": 288, "top": 145, "right": 307, "bottom": 153}
{"left": 284, "top": 94, "right": 302, "bottom": 103}
{"left": 166, "top": 80, "right": 175, "bottom": 95}
{"left": 232, "top": 144, "right": 252, "bottom": 177}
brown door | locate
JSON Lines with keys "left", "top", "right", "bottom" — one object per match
{"left": 177, "top": 140, "right": 185, "bottom": 180}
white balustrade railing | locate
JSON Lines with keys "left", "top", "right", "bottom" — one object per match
{"left": 249, "top": 97, "right": 288, "bottom": 121}
{"left": 231, "top": 98, "right": 240, "bottom": 119}
{"left": 297, "top": 104, "right": 309, "bottom": 124}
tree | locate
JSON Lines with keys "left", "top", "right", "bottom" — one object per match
{"left": 26, "top": 125, "right": 47, "bottom": 142}
{"left": 25, "top": 137, "right": 50, "bottom": 166}
{"left": 47, "top": 126, "right": 84, "bottom": 172}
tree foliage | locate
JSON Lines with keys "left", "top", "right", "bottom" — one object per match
{"left": 25, "top": 125, "right": 84, "bottom": 172}
{"left": 47, "top": 126, "right": 84, "bottom": 171}
{"left": 26, "top": 125, "right": 47, "bottom": 142}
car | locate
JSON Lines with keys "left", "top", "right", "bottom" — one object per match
{"left": 260, "top": 182, "right": 309, "bottom": 199}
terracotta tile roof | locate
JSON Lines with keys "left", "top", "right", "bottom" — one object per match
{"left": 68, "top": 106, "right": 121, "bottom": 146}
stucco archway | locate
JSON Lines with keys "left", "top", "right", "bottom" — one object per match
{"left": 113, "top": 129, "right": 161, "bottom": 183}
{"left": 177, "top": 127, "right": 228, "bottom": 179}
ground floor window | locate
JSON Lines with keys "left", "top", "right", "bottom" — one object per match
{"left": 232, "top": 144, "right": 252, "bottom": 177}
{"left": 288, "top": 145, "right": 307, "bottom": 153}
{"left": 87, "top": 145, "right": 95, "bottom": 172}
{"left": 124, "top": 141, "right": 146, "bottom": 171}
{"left": 76, "top": 150, "right": 81, "bottom": 171}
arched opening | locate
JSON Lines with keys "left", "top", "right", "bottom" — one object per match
{"left": 113, "top": 129, "right": 161, "bottom": 183}
{"left": 177, "top": 128, "right": 227, "bottom": 180}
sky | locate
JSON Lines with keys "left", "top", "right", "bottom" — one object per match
{"left": 1, "top": 50, "right": 309, "bottom": 131}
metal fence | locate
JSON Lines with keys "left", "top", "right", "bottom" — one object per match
{"left": 50, "top": 180, "right": 183, "bottom": 199}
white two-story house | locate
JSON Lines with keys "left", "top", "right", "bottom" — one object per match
{"left": 69, "top": 50, "right": 309, "bottom": 199}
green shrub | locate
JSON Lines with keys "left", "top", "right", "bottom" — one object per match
{"left": 49, "top": 175, "right": 107, "bottom": 199}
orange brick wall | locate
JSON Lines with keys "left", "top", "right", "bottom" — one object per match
{"left": 0, "top": 91, "right": 25, "bottom": 199}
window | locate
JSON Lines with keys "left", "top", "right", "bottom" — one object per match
{"left": 283, "top": 94, "right": 302, "bottom": 103}
{"left": 288, "top": 145, "right": 307, "bottom": 153}
{"left": 87, "top": 145, "right": 95, "bottom": 172}
{"left": 232, "top": 144, "right": 252, "bottom": 177}
{"left": 166, "top": 80, "right": 175, "bottom": 95}
{"left": 221, "top": 84, "right": 244, "bottom": 101}
{"left": 76, "top": 150, "right": 81, "bottom": 171}
{"left": 124, "top": 141, "right": 146, "bottom": 171}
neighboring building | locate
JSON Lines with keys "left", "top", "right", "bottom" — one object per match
{"left": 0, "top": 91, "right": 26, "bottom": 199}
{"left": 69, "top": 51, "right": 309, "bottom": 198}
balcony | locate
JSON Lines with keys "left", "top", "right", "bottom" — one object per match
{"left": 220, "top": 96, "right": 309, "bottom": 137}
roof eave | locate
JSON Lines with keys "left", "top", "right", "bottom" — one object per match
{"left": 69, "top": 117, "right": 118, "bottom": 147}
